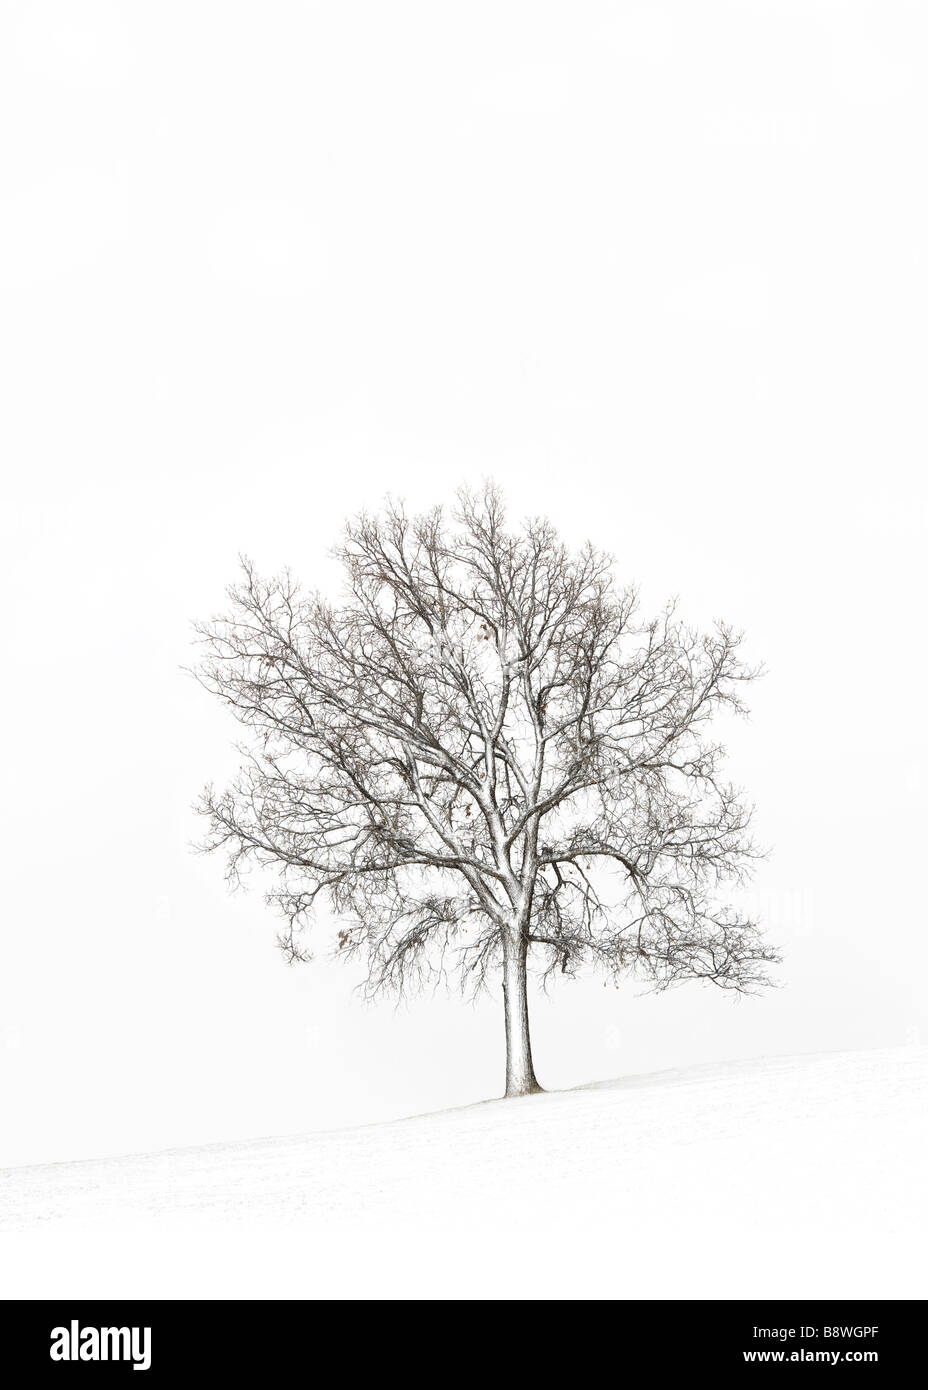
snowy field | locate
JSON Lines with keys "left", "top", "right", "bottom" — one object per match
{"left": 2, "top": 1047, "right": 925, "bottom": 1300}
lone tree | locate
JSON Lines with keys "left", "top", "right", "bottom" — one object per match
{"left": 194, "top": 486, "right": 777, "bottom": 1097}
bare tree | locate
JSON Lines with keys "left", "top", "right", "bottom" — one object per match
{"left": 193, "top": 485, "right": 777, "bottom": 1097}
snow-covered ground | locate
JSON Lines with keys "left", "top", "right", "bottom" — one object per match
{"left": 2, "top": 1046, "right": 925, "bottom": 1299}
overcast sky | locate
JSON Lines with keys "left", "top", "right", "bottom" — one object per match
{"left": 1, "top": 0, "right": 925, "bottom": 1166}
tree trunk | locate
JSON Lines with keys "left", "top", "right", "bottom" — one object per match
{"left": 502, "top": 931, "right": 543, "bottom": 1097}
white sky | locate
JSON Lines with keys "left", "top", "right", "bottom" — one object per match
{"left": 1, "top": 0, "right": 925, "bottom": 1165}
